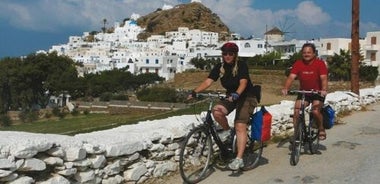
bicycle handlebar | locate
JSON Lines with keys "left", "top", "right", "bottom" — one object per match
{"left": 288, "top": 89, "right": 322, "bottom": 96}
{"left": 195, "top": 92, "right": 227, "bottom": 100}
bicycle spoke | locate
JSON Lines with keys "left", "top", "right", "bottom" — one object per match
{"left": 290, "top": 120, "right": 303, "bottom": 166}
{"left": 241, "top": 139, "right": 263, "bottom": 170}
{"left": 179, "top": 127, "right": 213, "bottom": 184}
{"left": 308, "top": 119, "right": 320, "bottom": 154}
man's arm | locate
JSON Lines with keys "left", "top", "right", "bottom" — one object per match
{"left": 282, "top": 73, "right": 297, "bottom": 95}
{"left": 320, "top": 74, "right": 328, "bottom": 96}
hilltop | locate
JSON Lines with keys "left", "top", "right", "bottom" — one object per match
{"left": 136, "top": 2, "right": 230, "bottom": 40}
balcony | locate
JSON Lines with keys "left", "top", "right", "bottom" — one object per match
{"left": 363, "top": 44, "right": 379, "bottom": 51}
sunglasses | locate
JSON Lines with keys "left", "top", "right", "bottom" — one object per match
{"left": 222, "top": 52, "right": 235, "bottom": 56}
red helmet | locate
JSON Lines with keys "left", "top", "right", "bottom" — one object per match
{"left": 221, "top": 42, "right": 239, "bottom": 53}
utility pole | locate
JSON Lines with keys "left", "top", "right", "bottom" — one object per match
{"left": 351, "top": 0, "right": 360, "bottom": 95}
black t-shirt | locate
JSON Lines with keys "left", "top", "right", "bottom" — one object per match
{"left": 208, "top": 60, "right": 254, "bottom": 97}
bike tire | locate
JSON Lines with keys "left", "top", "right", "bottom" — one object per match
{"left": 290, "top": 119, "right": 304, "bottom": 166}
{"left": 179, "top": 126, "right": 213, "bottom": 184}
{"left": 232, "top": 132, "right": 263, "bottom": 171}
{"left": 308, "top": 119, "right": 320, "bottom": 154}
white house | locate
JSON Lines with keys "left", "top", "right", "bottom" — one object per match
{"left": 362, "top": 31, "right": 380, "bottom": 67}
{"left": 47, "top": 17, "right": 380, "bottom": 80}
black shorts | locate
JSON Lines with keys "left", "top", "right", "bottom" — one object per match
{"left": 296, "top": 94, "right": 325, "bottom": 103}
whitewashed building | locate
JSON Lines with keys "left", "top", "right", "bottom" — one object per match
{"left": 47, "top": 15, "right": 380, "bottom": 80}
{"left": 362, "top": 31, "right": 380, "bottom": 67}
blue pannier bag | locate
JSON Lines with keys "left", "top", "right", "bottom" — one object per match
{"left": 322, "top": 105, "right": 335, "bottom": 129}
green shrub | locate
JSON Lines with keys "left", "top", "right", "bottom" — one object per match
{"left": 111, "top": 94, "right": 129, "bottom": 101}
{"left": 58, "top": 112, "right": 67, "bottom": 119}
{"left": 100, "top": 92, "right": 112, "bottom": 102}
{"left": 83, "top": 109, "right": 90, "bottom": 115}
{"left": 359, "top": 65, "right": 379, "bottom": 82}
{"left": 137, "top": 87, "right": 177, "bottom": 102}
{"left": 52, "top": 107, "right": 60, "bottom": 116}
{"left": 19, "top": 110, "right": 38, "bottom": 123}
{"left": 71, "top": 109, "right": 80, "bottom": 116}
{"left": 45, "top": 112, "right": 52, "bottom": 119}
{"left": 0, "top": 114, "right": 11, "bottom": 127}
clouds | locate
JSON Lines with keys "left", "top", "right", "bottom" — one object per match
{"left": 0, "top": 0, "right": 167, "bottom": 32}
{"left": 0, "top": 0, "right": 378, "bottom": 39}
{"left": 200, "top": 0, "right": 332, "bottom": 38}
{"left": 295, "top": 1, "right": 330, "bottom": 26}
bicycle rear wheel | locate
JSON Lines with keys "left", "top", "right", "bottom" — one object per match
{"left": 179, "top": 126, "right": 213, "bottom": 184}
{"left": 232, "top": 132, "right": 263, "bottom": 170}
{"left": 308, "top": 119, "right": 320, "bottom": 154}
{"left": 290, "top": 119, "right": 304, "bottom": 166}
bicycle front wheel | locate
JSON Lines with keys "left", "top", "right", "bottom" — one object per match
{"left": 231, "top": 132, "right": 263, "bottom": 171}
{"left": 308, "top": 119, "right": 320, "bottom": 154}
{"left": 242, "top": 139, "right": 263, "bottom": 170}
{"left": 179, "top": 126, "right": 213, "bottom": 184}
{"left": 290, "top": 119, "right": 304, "bottom": 166}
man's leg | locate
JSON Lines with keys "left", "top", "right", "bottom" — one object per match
{"left": 311, "top": 100, "right": 326, "bottom": 140}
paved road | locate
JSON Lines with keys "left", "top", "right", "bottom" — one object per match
{"left": 164, "top": 103, "right": 380, "bottom": 184}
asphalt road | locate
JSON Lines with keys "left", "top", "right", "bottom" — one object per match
{"left": 164, "top": 103, "right": 380, "bottom": 184}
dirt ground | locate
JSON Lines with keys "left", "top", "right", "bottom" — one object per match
{"left": 165, "top": 70, "right": 376, "bottom": 105}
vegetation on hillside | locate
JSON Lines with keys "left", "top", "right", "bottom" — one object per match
{"left": 0, "top": 52, "right": 164, "bottom": 125}
{"left": 136, "top": 2, "right": 230, "bottom": 40}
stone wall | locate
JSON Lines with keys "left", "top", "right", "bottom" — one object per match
{"left": 1, "top": 87, "right": 379, "bottom": 183}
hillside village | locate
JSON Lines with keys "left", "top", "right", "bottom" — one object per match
{"left": 43, "top": 2, "right": 380, "bottom": 80}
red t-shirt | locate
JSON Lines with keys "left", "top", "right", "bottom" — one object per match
{"left": 290, "top": 58, "right": 328, "bottom": 90}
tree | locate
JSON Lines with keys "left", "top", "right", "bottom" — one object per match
{"left": 190, "top": 57, "right": 220, "bottom": 70}
{"left": 328, "top": 49, "right": 352, "bottom": 81}
{"left": 0, "top": 53, "right": 80, "bottom": 111}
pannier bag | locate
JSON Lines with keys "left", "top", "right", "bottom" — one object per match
{"left": 252, "top": 85, "right": 261, "bottom": 103}
{"left": 251, "top": 106, "right": 272, "bottom": 141}
{"left": 322, "top": 104, "right": 335, "bottom": 129}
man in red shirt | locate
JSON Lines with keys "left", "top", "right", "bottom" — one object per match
{"left": 282, "top": 43, "right": 328, "bottom": 140}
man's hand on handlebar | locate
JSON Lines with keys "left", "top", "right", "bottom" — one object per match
{"left": 281, "top": 88, "right": 288, "bottom": 96}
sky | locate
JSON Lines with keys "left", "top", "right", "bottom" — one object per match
{"left": 0, "top": 0, "right": 379, "bottom": 58}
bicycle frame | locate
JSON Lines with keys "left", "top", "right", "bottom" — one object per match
{"left": 179, "top": 92, "right": 264, "bottom": 183}
{"left": 289, "top": 90, "right": 321, "bottom": 166}
{"left": 201, "top": 94, "right": 233, "bottom": 160}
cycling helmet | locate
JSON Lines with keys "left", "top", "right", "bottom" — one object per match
{"left": 221, "top": 42, "right": 239, "bottom": 53}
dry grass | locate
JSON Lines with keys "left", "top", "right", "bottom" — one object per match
{"left": 165, "top": 69, "right": 376, "bottom": 105}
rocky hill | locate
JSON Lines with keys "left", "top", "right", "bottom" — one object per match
{"left": 136, "top": 2, "right": 230, "bottom": 40}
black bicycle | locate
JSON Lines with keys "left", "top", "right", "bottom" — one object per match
{"left": 179, "top": 93, "right": 264, "bottom": 184}
{"left": 289, "top": 90, "right": 320, "bottom": 166}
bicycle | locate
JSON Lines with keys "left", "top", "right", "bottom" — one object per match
{"left": 288, "top": 90, "right": 321, "bottom": 166}
{"left": 179, "top": 92, "right": 264, "bottom": 184}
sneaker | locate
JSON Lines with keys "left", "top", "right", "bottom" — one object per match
{"left": 228, "top": 158, "right": 244, "bottom": 170}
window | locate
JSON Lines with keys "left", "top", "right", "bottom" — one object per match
{"left": 244, "top": 43, "right": 251, "bottom": 48}
{"left": 258, "top": 44, "right": 263, "bottom": 48}
{"left": 371, "top": 53, "right": 376, "bottom": 61}
{"left": 146, "top": 59, "right": 149, "bottom": 64}
{"left": 327, "top": 43, "right": 331, "bottom": 50}
{"left": 371, "top": 37, "right": 377, "bottom": 45}
{"left": 145, "top": 68, "right": 149, "bottom": 73}
{"left": 155, "top": 59, "right": 159, "bottom": 64}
